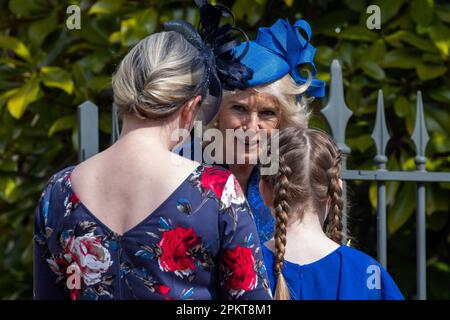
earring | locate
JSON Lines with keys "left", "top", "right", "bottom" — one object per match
{"left": 213, "top": 120, "right": 219, "bottom": 128}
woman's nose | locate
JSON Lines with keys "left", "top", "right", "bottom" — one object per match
{"left": 243, "top": 113, "right": 260, "bottom": 132}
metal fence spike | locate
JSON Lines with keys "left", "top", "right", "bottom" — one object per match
{"left": 412, "top": 91, "right": 429, "bottom": 169}
{"left": 371, "top": 90, "right": 390, "bottom": 168}
{"left": 321, "top": 59, "right": 352, "bottom": 154}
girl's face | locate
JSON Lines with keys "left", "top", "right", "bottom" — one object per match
{"left": 218, "top": 89, "right": 281, "bottom": 164}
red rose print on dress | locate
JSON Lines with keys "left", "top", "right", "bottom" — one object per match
{"left": 200, "top": 166, "right": 245, "bottom": 208}
{"left": 222, "top": 245, "right": 258, "bottom": 298}
{"left": 63, "top": 233, "right": 113, "bottom": 286}
{"left": 46, "top": 222, "right": 114, "bottom": 300}
{"left": 157, "top": 226, "right": 200, "bottom": 278}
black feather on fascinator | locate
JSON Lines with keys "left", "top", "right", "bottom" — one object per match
{"left": 163, "top": 0, "right": 252, "bottom": 124}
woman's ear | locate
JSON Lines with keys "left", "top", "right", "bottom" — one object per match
{"left": 181, "top": 95, "right": 202, "bottom": 130}
{"left": 259, "top": 179, "right": 273, "bottom": 208}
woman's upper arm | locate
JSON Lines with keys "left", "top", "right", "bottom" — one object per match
{"left": 33, "top": 179, "right": 66, "bottom": 300}
{"left": 217, "top": 174, "right": 273, "bottom": 300}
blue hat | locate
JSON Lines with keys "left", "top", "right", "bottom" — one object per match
{"left": 233, "top": 19, "right": 325, "bottom": 97}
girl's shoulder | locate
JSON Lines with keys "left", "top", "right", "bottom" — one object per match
{"left": 339, "top": 245, "right": 381, "bottom": 267}
{"left": 339, "top": 245, "right": 404, "bottom": 299}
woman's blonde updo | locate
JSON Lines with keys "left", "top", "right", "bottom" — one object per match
{"left": 112, "top": 31, "right": 205, "bottom": 120}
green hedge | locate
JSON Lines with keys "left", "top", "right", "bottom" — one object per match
{"left": 0, "top": 0, "right": 449, "bottom": 299}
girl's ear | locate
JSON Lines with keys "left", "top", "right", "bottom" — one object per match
{"left": 259, "top": 179, "right": 273, "bottom": 208}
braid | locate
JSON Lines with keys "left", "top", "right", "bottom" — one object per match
{"left": 273, "top": 154, "right": 291, "bottom": 300}
{"left": 325, "top": 153, "right": 344, "bottom": 244}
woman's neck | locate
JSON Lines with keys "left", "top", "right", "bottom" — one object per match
{"left": 228, "top": 164, "right": 255, "bottom": 193}
{"left": 116, "top": 114, "right": 175, "bottom": 152}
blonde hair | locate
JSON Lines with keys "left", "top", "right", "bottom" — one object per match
{"left": 261, "top": 127, "right": 344, "bottom": 300}
{"left": 112, "top": 31, "right": 204, "bottom": 120}
{"left": 253, "top": 71, "right": 312, "bottom": 128}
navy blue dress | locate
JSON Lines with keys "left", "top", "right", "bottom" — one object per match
{"left": 34, "top": 164, "right": 273, "bottom": 300}
{"left": 262, "top": 245, "right": 404, "bottom": 300}
{"left": 178, "top": 140, "right": 275, "bottom": 243}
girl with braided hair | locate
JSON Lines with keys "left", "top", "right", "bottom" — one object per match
{"left": 259, "top": 127, "right": 404, "bottom": 300}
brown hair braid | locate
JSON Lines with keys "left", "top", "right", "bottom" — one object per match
{"left": 261, "top": 127, "right": 346, "bottom": 300}
{"left": 272, "top": 154, "right": 291, "bottom": 300}
{"left": 323, "top": 154, "right": 344, "bottom": 243}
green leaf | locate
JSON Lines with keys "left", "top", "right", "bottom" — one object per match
{"left": 362, "top": 39, "right": 386, "bottom": 64}
{"left": 416, "top": 64, "right": 447, "bottom": 81}
{"left": 338, "top": 26, "right": 378, "bottom": 42}
{"left": 315, "top": 46, "right": 334, "bottom": 66}
{"left": 360, "top": 61, "right": 385, "bottom": 80}
{"left": 0, "top": 177, "right": 16, "bottom": 201}
{"left": 394, "top": 96, "right": 410, "bottom": 118}
{"left": 88, "top": 0, "right": 122, "bottom": 15}
{"left": 429, "top": 24, "right": 450, "bottom": 58}
{"left": 382, "top": 49, "right": 421, "bottom": 68}
{"left": 422, "top": 53, "right": 444, "bottom": 63}
{"left": 28, "top": 11, "right": 58, "bottom": 48}
{"left": 410, "top": 0, "right": 434, "bottom": 25}
{"left": 6, "top": 75, "right": 40, "bottom": 119}
{"left": 0, "top": 35, "right": 30, "bottom": 61}
{"left": 388, "top": 182, "right": 416, "bottom": 234}
{"left": 436, "top": 4, "right": 450, "bottom": 23}
{"left": 48, "top": 115, "right": 77, "bottom": 137}
{"left": 233, "top": 0, "right": 266, "bottom": 27}
{"left": 87, "top": 76, "right": 111, "bottom": 92}
{"left": 349, "top": 134, "right": 373, "bottom": 153}
{"left": 430, "top": 86, "right": 450, "bottom": 103}
{"left": 40, "top": 66, "right": 74, "bottom": 95}
{"left": 374, "top": 0, "right": 407, "bottom": 24}
{"left": 120, "top": 8, "right": 158, "bottom": 46}
{"left": 385, "top": 30, "right": 438, "bottom": 53}
{"left": 0, "top": 159, "right": 18, "bottom": 172}
{"left": 8, "top": 0, "right": 44, "bottom": 17}
{"left": 99, "top": 112, "right": 112, "bottom": 134}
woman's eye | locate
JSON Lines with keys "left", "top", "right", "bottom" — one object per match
{"left": 232, "top": 105, "right": 247, "bottom": 113}
{"left": 260, "top": 110, "right": 276, "bottom": 117}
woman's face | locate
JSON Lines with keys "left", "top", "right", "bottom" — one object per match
{"left": 218, "top": 89, "right": 281, "bottom": 165}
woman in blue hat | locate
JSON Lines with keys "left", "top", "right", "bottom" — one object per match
{"left": 184, "top": 18, "right": 325, "bottom": 244}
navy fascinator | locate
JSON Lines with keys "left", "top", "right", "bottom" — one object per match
{"left": 163, "top": 0, "right": 252, "bottom": 124}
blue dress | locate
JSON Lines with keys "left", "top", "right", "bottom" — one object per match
{"left": 34, "top": 164, "right": 273, "bottom": 300}
{"left": 178, "top": 140, "right": 275, "bottom": 243}
{"left": 262, "top": 245, "right": 404, "bottom": 300}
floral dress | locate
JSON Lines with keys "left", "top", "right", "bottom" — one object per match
{"left": 178, "top": 140, "right": 275, "bottom": 243}
{"left": 34, "top": 164, "right": 273, "bottom": 300}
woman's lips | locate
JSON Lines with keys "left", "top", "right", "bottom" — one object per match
{"left": 234, "top": 131, "right": 259, "bottom": 146}
{"left": 236, "top": 136, "right": 259, "bottom": 146}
